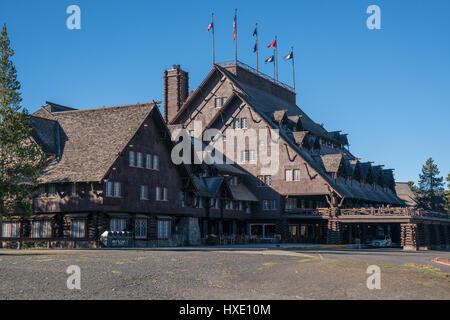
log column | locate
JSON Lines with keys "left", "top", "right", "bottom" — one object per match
{"left": 400, "top": 223, "right": 418, "bottom": 251}
{"left": 327, "top": 219, "right": 343, "bottom": 245}
{"left": 433, "top": 224, "right": 442, "bottom": 249}
{"left": 417, "top": 223, "right": 430, "bottom": 250}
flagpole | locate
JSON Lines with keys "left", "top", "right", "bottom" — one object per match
{"left": 234, "top": 8, "right": 238, "bottom": 66}
{"left": 212, "top": 13, "right": 215, "bottom": 65}
{"left": 291, "top": 46, "right": 295, "bottom": 92}
{"left": 273, "top": 48, "right": 276, "bottom": 80}
{"left": 255, "top": 23, "right": 258, "bottom": 73}
{"left": 275, "top": 35, "right": 278, "bottom": 82}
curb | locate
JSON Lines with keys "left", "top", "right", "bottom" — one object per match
{"left": 433, "top": 258, "right": 450, "bottom": 266}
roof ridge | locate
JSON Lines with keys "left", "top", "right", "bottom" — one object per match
{"left": 51, "top": 101, "right": 159, "bottom": 114}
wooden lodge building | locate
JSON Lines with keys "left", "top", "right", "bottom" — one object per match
{"left": 1, "top": 61, "right": 449, "bottom": 250}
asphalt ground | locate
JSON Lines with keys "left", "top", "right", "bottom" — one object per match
{"left": 0, "top": 248, "right": 449, "bottom": 300}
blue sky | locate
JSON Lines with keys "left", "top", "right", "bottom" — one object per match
{"left": 1, "top": 0, "right": 449, "bottom": 184}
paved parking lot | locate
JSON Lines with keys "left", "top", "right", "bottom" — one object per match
{"left": 0, "top": 248, "right": 449, "bottom": 300}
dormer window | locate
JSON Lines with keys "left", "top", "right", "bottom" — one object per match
{"left": 215, "top": 97, "right": 227, "bottom": 108}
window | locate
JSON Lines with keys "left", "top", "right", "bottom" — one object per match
{"left": 106, "top": 182, "right": 113, "bottom": 197}
{"left": 48, "top": 184, "right": 56, "bottom": 196}
{"left": 210, "top": 198, "right": 219, "bottom": 209}
{"left": 156, "top": 187, "right": 161, "bottom": 201}
{"left": 240, "top": 150, "right": 248, "bottom": 162}
{"left": 285, "top": 169, "right": 292, "bottom": 181}
{"left": 286, "top": 198, "right": 297, "bottom": 210}
{"left": 215, "top": 98, "right": 222, "bottom": 108}
{"left": 140, "top": 185, "right": 148, "bottom": 200}
{"left": 234, "top": 118, "right": 240, "bottom": 129}
{"left": 136, "top": 152, "right": 143, "bottom": 167}
{"left": 153, "top": 155, "right": 159, "bottom": 170}
{"left": 230, "top": 176, "right": 238, "bottom": 185}
{"left": 157, "top": 220, "right": 170, "bottom": 240}
{"left": 257, "top": 175, "right": 265, "bottom": 187}
{"left": 293, "top": 169, "right": 300, "bottom": 181}
{"left": 38, "top": 185, "right": 45, "bottom": 197}
{"left": 71, "top": 184, "right": 77, "bottom": 196}
{"left": 272, "top": 199, "right": 278, "bottom": 210}
{"left": 249, "top": 149, "right": 256, "bottom": 161}
{"left": 146, "top": 154, "right": 152, "bottom": 169}
{"left": 110, "top": 218, "right": 126, "bottom": 232}
{"left": 163, "top": 188, "right": 168, "bottom": 201}
{"left": 180, "top": 192, "right": 186, "bottom": 207}
{"left": 129, "top": 151, "right": 135, "bottom": 166}
{"left": 2, "top": 222, "right": 20, "bottom": 238}
{"left": 245, "top": 202, "right": 251, "bottom": 213}
{"left": 72, "top": 220, "right": 86, "bottom": 238}
{"left": 189, "top": 130, "right": 195, "bottom": 137}
{"left": 113, "top": 182, "right": 121, "bottom": 197}
{"left": 263, "top": 200, "right": 277, "bottom": 211}
{"left": 135, "top": 219, "right": 147, "bottom": 239}
{"left": 264, "top": 175, "right": 272, "bottom": 186}
{"left": 239, "top": 201, "right": 243, "bottom": 211}
{"left": 241, "top": 118, "right": 248, "bottom": 129}
{"left": 31, "top": 220, "right": 51, "bottom": 238}
{"left": 222, "top": 97, "right": 227, "bottom": 105}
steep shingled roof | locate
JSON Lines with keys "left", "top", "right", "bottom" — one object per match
{"left": 187, "top": 65, "right": 403, "bottom": 205}
{"left": 32, "top": 102, "right": 157, "bottom": 183}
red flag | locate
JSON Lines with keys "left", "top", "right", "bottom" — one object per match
{"left": 267, "top": 40, "right": 277, "bottom": 48}
{"left": 233, "top": 14, "right": 237, "bottom": 40}
{"left": 207, "top": 18, "right": 213, "bottom": 33}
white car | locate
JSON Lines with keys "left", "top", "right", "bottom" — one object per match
{"left": 371, "top": 235, "right": 392, "bottom": 247}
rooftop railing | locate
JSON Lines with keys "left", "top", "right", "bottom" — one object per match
{"left": 215, "top": 60, "right": 295, "bottom": 93}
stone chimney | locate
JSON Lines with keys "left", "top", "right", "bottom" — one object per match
{"left": 163, "top": 65, "right": 189, "bottom": 124}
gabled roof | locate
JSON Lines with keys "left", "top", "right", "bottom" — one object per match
{"left": 191, "top": 176, "right": 224, "bottom": 198}
{"left": 320, "top": 154, "right": 344, "bottom": 174}
{"left": 32, "top": 102, "right": 158, "bottom": 183}
{"left": 292, "top": 131, "right": 310, "bottom": 147}
{"left": 272, "top": 109, "right": 287, "bottom": 123}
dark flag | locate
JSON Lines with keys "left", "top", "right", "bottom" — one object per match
{"left": 233, "top": 13, "right": 237, "bottom": 40}
{"left": 253, "top": 43, "right": 257, "bottom": 53}
{"left": 253, "top": 27, "right": 257, "bottom": 37}
{"left": 284, "top": 51, "right": 293, "bottom": 61}
{"left": 265, "top": 55, "right": 274, "bottom": 63}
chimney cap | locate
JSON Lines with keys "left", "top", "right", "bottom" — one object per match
{"left": 171, "top": 64, "right": 181, "bottom": 70}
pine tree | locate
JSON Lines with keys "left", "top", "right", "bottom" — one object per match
{"left": 0, "top": 24, "right": 45, "bottom": 219}
{"left": 445, "top": 173, "right": 450, "bottom": 214}
{"left": 416, "top": 158, "right": 445, "bottom": 211}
